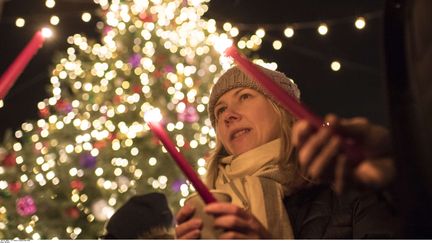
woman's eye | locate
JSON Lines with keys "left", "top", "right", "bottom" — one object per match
{"left": 216, "top": 107, "right": 226, "bottom": 117}
{"left": 240, "top": 93, "right": 251, "bottom": 100}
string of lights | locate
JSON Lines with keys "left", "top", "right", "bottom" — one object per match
{"left": 2, "top": 0, "right": 381, "bottom": 75}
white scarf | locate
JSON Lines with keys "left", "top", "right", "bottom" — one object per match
{"left": 215, "top": 138, "right": 295, "bottom": 239}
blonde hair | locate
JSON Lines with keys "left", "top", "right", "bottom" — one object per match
{"left": 205, "top": 98, "right": 297, "bottom": 188}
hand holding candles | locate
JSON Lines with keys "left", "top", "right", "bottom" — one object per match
{"left": 144, "top": 109, "right": 217, "bottom": 204}
{"left": 0, "top": 28, "right": 53, "bottom": 100}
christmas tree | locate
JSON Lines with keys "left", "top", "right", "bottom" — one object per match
{"left": 0, "top": 0, "right": 239, "bottom": 239}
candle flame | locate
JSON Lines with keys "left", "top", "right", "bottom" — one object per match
{"left": 41, "top": 27, "right": 53, "bottom": 38}
{"left": 213, "top": 35, "right": 233, "bottom": 55}
{"left": 144, "top": 108, "right": 163, "bottom": 123}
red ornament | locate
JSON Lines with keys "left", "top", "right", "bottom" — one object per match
{"left": 94, "top": 140, "right": 107, "bottom": 149}
{"left": 183, "top": 139, "right": 191, "bottom": 150}
{"left": 38, "top": 107, "right": 50, "bottom": 118}
{"left": 108, "top": 133, "right": 116, "bottom": 141}
{"left": 2, "top": 153, "right": 16, "bottom": 167}
{"left": 55, "top": 99, "right": 72, "bottom": 113}
{"left": 132, "top": 84, "right": 142, "bottom": 93}
{"left": 8, "top": 181, "right": 21, "bottom": 193}
{"left": 154, "top": 70, "right": 163, "bottom": 78}
{"left": 66, "top": 207, "right": 80, "bottom": 219}
{"left": 113, "top": 95, "right": 122, "bottom": 105}
{"left": 70, "top": 180, "right": 85, "bottom": 191}
{"left": 139, "top": 12, "right": 154, "bottom": 22}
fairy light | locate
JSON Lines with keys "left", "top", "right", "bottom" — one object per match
{"left": 223, "top": 22, "right": 232, "bottom": 31}
{"left": 284, "top": 27, "right": 294, "bottom": 38}
{"left": 45, "top": 0, "right": 55, "bottom": 8}
{"left": 355, "top": 17, "right": 366, "bottom": 29}
{"left": 318, "top": 23, "right": 328, "bottom": 35}
{"left": 50, "top": 16, "right": 60, "bottom": 25}
{"left": 272, "top": 40, "right": 282, "bottom": 50}
{"left": 331, "top": 61, "right": 341, "bottom": 71}
{"left": 82, "top": 12, "right": 92, "bottom": 22}
{"left": 15, "top": 18, "right": 25, "bottom": 27}
{"left": 256, "top": 28, "right": 265, "bottom": 38}
{"left": 229, "top": 27, "right": 239, "bottom": 37}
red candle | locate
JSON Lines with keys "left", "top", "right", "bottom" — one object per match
{"left": 145, "top": 110, "right": 217, "bottom": 204}
{"left": 224, "top": 46, "right": 364, "bottom": 164}
{"left": 0, "top": 30, "right": 45, "bottom": 100}
{"left": 225, "top": 46, "right": 323, "bottom": 128}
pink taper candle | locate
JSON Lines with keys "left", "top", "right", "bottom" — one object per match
{"left": 0, "top": 30, "right": 45, "bottom": 100}
{"left": 224, "top": 46, "right": 364, "bottom": 163}
{"left": 145, "top": 110, "right": 217, "bottom": 204}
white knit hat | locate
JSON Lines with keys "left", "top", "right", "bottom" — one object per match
{"left": 208, "top": 65, "right": 300, "bottom": 128}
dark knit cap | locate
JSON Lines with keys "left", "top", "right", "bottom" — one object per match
{"left": 208, "top": 65, "right": 300, "bottom": 128}
{"left": 104, "top": 192, "right": 173, "bottom": 239}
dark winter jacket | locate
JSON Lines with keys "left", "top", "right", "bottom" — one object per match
{"left": 284, "top": 185, "right": 402, "bottom": 239}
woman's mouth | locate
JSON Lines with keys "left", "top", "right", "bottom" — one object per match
{"left": 230, "top": 128, "right": 251, "bottom": 140}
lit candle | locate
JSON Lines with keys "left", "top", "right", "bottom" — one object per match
{"left": 144, "top": 109, "right": 217, "bottom": 204}
{"left": 0, "top": 28, "right": 52, "bottom": 100}
{"left": 224, "top": 45, "right": 364, "bottom": 163}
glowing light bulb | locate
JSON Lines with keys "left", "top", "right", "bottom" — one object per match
{"left": 256, "top": 28, "right": 265, "bottom": 38}
{"left": 355, "top": 17, "right": 366, "bottom": 29}
{"left": 318, "top": 24, "right": 328, "bottom": 35}
{"left": 272, "top": 40, "right": 282, "bottom": 50}
{"left": 82, "top": 12, "right": 92, "bottom": 22}
{"left": 331, "top": 61, "right": 341, "bottom": 71}
{"left": 284, "top": 27, "right": 294, "bottom": 38}
{"left": 50, "top": 15, "right": 60, "bottom": 25}
{"left": 45, "top": 0, "right": 55, "bottom": 8}
{"left": 15, "top": 18, "right": 25, "bottom": 27}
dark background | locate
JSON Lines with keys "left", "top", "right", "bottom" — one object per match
{"left": 0, "top": 0, "right": 387, "bottom": 138}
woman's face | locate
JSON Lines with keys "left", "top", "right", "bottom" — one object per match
{"left": 214, "top": 87, "right": 281, "bottom": 156}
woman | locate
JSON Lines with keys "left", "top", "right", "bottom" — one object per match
{"left": 175, "top": 65, "right": 400, "bottom": 239}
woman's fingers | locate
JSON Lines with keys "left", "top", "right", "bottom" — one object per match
{"left": 292, "top": 119, "right": 314, "bottom": 148}
{"left": 177, "top": 229, "right": 201, "bottom": 239}
{"left": 294, "top": 115, "right": 345, "bottom": 182}
{"left": 175, "top": 218, "right": 202, "bottom": 239}
{"left": 219, "top": 231, "right": 257, "bottom": 239}
{"left": 175, "top": 205, "right": 203, "bottom": 239}
{"left": 297, "top": 126, "right": 333, "bottom": 173}
{"left": 213, "top": 214, "right": 250, "bottom": 232}
{"left": 205, "top": 203, "right": 271, "bottom": 239}
{"left": 205, "top": 202, "right": 249, "bottom": 218}
{"left": 307, "top": 135, "right": 342, "bottom": 180}
{"left": 175, "top": 204, "right": 195, "bottom": 223}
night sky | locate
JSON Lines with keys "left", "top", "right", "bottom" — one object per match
{"left": 0, "top": 0, "right": 387, "bottom": 138}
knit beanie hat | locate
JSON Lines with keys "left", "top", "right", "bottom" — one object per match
{"left": 104, "top": 192, "right": 174, "bottom": 239}
{"left": 208, "top": 65, "right": 300, "bottom": 128}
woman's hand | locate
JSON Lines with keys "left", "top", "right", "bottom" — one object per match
{"left": 204, "top": 202, "right": 272, "bottom": 239}
{"left": 292, "top": 114, "right": 395, "bottom": 192}
{"left": 175, "top": 204, "right": 203, "bottom": 239}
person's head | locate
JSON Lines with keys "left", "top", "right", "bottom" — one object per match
{"left": 206, "top": 65, "right": 300, "bottom": 186}
{"left": 102, "top": 192, "right": 175, "bottom": 239}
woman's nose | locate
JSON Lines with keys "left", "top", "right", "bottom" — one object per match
{"left": 223, "top": 109, "right": 240, "bottom": 125}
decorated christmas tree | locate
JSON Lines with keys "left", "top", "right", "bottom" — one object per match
{"left": 0, "top": 0, "right": 240, "bottom": 239}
